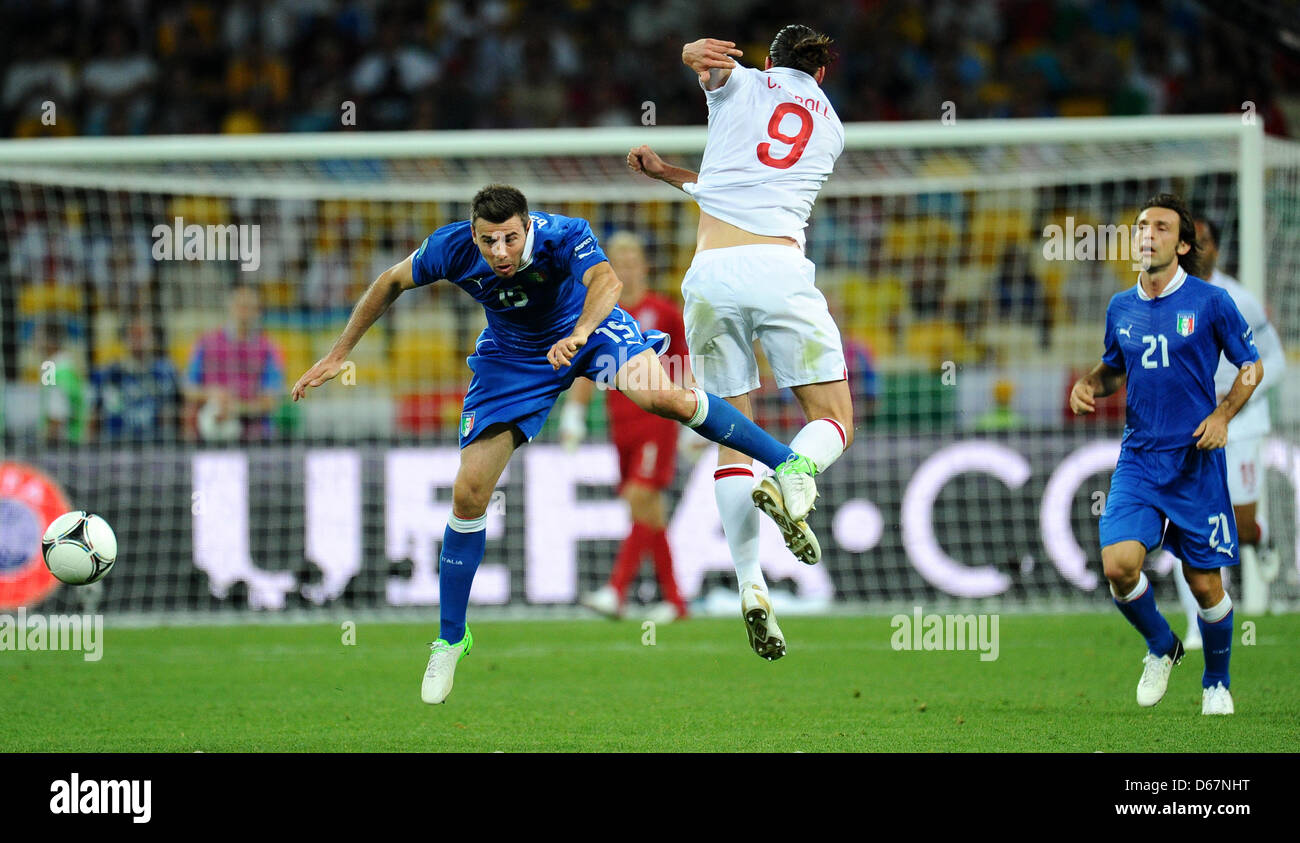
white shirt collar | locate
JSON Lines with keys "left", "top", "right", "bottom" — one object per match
{"left": 518, "top": 216, "right": 536, "bottom": 270}
{"left": 1135, "top": 265, "right": 1187, "bottom": 301}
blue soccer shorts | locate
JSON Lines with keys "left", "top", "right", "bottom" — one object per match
{"left": 458, "top": 306, "right": 669, "bottom": 447}
{"left": 1099, "top": 445, "right": 1240, "bottom": 570}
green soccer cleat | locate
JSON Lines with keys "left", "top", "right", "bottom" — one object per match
{"left": 773, "top": 454, "right": 819, "bottom": 521}
{"left": 421, "top": 626, "right": 474, "bottom": 705}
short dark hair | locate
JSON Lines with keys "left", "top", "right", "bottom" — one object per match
{"left": 1195, "top": 216, "right": 1221, "bottom": 249}
{"left": 471, "top": 184, "right": 529, "bottom": 226}
{"left": 769, "top": 24, "right": 834, "bottom": 77}
{"left": 1137, "top": 192, "right": 1201, "bottom": 277}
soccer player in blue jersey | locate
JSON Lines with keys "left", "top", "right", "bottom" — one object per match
{"left": 1069, "top": 194, "right": 1261, "bottom": 715}
{"left": 291, "top": 184, "right": 819, "bottom": 703}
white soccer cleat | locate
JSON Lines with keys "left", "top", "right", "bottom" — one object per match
{"left": 773, "top": 454, "right": 819, "bottom": 521}
{"left": 1201, "top": 682, "right": 1234, "bottom": 715}
{"left": 740, "top": 583, "right": 786, "bottom": 661}
{"left": 579, "top": 585, "right": 622, "bottom": 618}
{"left": 1136, "top": 637, "right": 1184, "bottom": 707}
{"left": 752, "top": 476, "right": 822, "bottom": 565}
{"left": 421, "top": 628, "right": 474, "bottom": 705}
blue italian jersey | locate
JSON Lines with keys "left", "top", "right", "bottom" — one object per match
{"left": 1102, "top": 268, "right": 1259, "bottom": 451}
{"left": 410, "top": 211, "right": 607, "bottom": 356}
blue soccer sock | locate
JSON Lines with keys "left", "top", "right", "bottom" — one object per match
{"left": 438, "top": 512, "right": 487, "bottom": 646}
{"left": 686, "top": 387, "right": 794, "bottom": 470}
{"left": 1197, "top": 593, "right": 1233, "bottom": 689}
{"left": 1112, "top": 572, "right": 1176, "bottom": 656}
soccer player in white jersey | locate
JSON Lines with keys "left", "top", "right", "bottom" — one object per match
{"left": 1179, "top": 218, "right": 1286, "bottom": 621}
{"left": 628, "top": 25, "right": 852, "bottom": 660}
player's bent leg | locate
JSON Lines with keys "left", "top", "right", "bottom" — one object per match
{"left": 1183, "top": 564, "right": 1235, "bottom": 714}
{"left": 1101, "top": 540, "right": 1145, "bottom": 596}
{"left": 1103, "top": 541, "right": 1182, "bottom": 706}
{"left": 789, "top": 378, "right": 855, "bottom": 464}
{"left": 699, "top": 391, "right": 822, "bottom": 566}
{"left": 614, "top": 349, "right": 811, "bottom": 487}
{"left": 423, "top": 424, "right": 520, "bottom": 705}
{"left": 760, "top": 378, "right": 854, "bottom": 528}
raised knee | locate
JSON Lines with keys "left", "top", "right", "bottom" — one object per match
{"left": 1102, "top": 551, "right": 1141, "bottom": 591}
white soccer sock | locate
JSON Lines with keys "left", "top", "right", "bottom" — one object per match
{"left": 1197, "top": 592, "right": 1233, "bottom": 623}
{"left": 1111, "top": 571, "right": 1148, "bottom": 603}
{"left": 714, "top": 464, "right": 765, "bottom": 591}
{"left": 789, "top": 417, "right": 847, "bottom": 473}
{"left": 448, "top": 513, "right": 488, "bottom": 533}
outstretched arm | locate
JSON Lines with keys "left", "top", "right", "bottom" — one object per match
{"left": 291, "top": 254, "right": 416, "bottom": 400}
{"left": 682, "top": 38, "right": 742, "bottom": 89}
{"left": 627, "top": 144, "right": 698, "bottom": 193}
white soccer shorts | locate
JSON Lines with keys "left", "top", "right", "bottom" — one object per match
{"left": 680, "top": 244, "right": 846, "bottom": 397}
{"left": 1224, "top": 434, "right": 1263, "bottom": 505}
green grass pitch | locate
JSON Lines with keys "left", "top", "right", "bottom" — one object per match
{"left": 6, "top": 613, "right": 1299, "bottom": 752}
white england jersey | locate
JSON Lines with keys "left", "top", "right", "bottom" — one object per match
{"left": 1209, "top": 269, "right": 1286, "bottom": 440}
{"left": 683, "top": 64, "right": 844, "bottom": 247}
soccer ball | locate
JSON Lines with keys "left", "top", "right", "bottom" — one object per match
{"left": 42, "top": 511, "right": 117, "bottom": 585}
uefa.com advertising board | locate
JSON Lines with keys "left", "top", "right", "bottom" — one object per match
{"left": 2, "top": 432, "right": 1297, "bottom": 612}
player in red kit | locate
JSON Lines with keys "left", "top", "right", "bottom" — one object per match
{"left": 564, "top": 232, "right": 695, "bottom": 622}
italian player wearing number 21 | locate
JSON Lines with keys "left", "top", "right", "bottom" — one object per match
{"left": 628, "top": 25, "right": 852, "bottom": 661}
{"left": 1069, "top": 194, "right": 1262, "bottom": 716}
{"left": 290, "top": 184, "right": 820, "bottom": 704}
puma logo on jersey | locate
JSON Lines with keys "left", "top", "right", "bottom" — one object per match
{"left": 1117, "top": 325, "right": 1132, "bottom": 338}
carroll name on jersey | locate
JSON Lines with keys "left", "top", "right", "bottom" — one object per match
{"left": 410, "top": 212, "right": 608, "bottom": 356}
{"left": 686, "top": 64, "right": 844, "bottom": 243}
{"left": 1102, "top": 267, "right": 1259, "bottom": 451}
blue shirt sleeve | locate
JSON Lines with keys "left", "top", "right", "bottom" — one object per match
{"left": 1101, "top": 300, "right": 1124, "bottom": 370}
{"left": 410, "top": 229, "right": 451, "bottom": 287}
{"left": 1214, "top": 288, "right": 1260, "bottom": 369}
{"left": 561, "top": 218, "right": 608, "bottom": 282}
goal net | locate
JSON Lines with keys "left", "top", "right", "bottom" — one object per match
{"left": 1, "top": 116, "right": 1297, "bottom": 618}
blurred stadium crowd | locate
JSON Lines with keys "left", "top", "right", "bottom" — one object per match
{"left": 2, "top": 0, "right": 1297, "bottom": 137}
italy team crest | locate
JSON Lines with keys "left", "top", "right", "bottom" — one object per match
{"left": 459, "top": 411, "right": 475, "bottom": 439}
{"left": 1176, "top": 312, "right": 1196, "bottom": 337}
